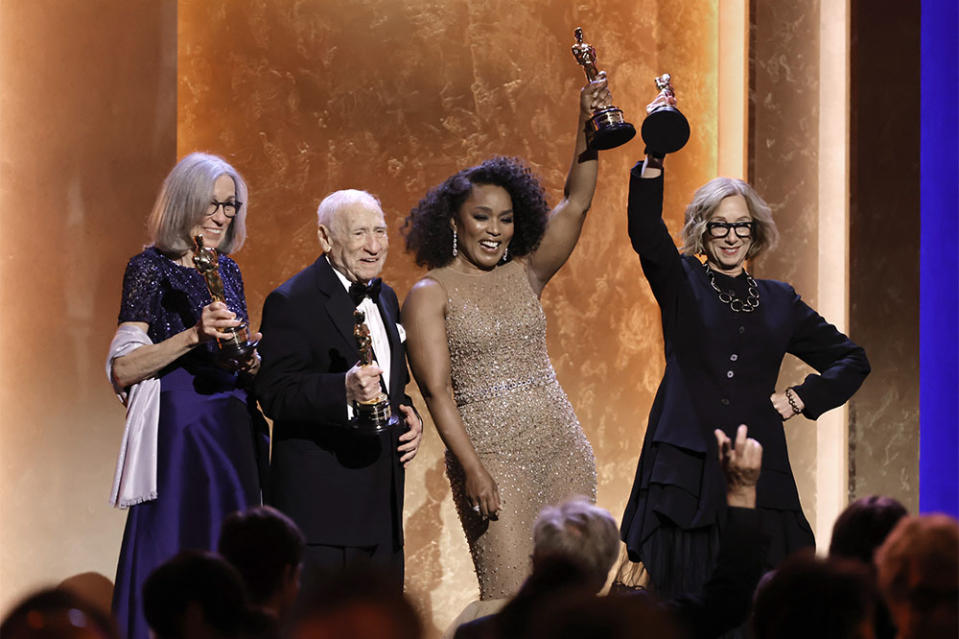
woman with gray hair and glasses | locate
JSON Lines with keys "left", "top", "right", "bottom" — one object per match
{"left": 619, "top": 92, "right": 870, "bottom": 601}
{"left": 106, "top": 152, "right": 265, "bottom": 639}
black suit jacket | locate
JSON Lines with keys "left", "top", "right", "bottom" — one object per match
{"left": 254, "top": 256, "right": 412, "bottom": 549}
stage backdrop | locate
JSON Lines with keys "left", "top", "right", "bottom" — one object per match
{"left": 176, "top": 0, "right": 717, "bottom": 631}
{"left": 0, "top": 0, "right": 177, "bottom": 619}
{"left": 1, "top": 2, "right": 920, "bottom": 637}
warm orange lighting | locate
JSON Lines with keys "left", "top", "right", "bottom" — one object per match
{"left": 816, "top": 0, "right": 851, "bottom": 550}
{"left": 718, "top": 0, "right": 748, "bottom": 178}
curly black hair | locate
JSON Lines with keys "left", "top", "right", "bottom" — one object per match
{"left": 403, "top": 156, "right": 550, "bottom": 269}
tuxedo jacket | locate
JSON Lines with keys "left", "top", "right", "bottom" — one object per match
{"left": 254, "top": 256, "right": 412, "bottom": 549}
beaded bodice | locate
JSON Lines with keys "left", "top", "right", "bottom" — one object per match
{"left": 118, "top": 246, "right": 249, "bottom": 352}
{"left": 427, "top": 260, "right": 556, "bottom": 407}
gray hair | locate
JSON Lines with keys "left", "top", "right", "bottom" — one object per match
{"left": 533, "top": 498, "right": 620, "bottom": 589}
{"left": 681, "top": 177, "right": 779, "bottom": 260}
{"left": 147, "top": 152, "right": 249, "bottom": 254}
{"left": 316, "top": 189, "right": 383, "bottom": 231}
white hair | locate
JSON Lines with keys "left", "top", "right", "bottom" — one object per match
{"left": 147, "top": 152, "right": 249, "bottom": 254}
{"left": 316, "top": 189, "right": 383, "bottom": 231}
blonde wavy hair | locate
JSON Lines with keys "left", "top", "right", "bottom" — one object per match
{"left": 680, "top": 177, "right": 778, "bottom": 260}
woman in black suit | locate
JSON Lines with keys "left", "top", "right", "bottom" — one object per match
{"left": 620, "top": 96, "right": 870, "bottom": 597}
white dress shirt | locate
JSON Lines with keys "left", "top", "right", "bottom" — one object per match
{"left": 328, "top": 259, "right": 391, "bottom": 415}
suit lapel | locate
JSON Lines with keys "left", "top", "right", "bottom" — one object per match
{"left": 313, "top": 257, "right": 358, "bottom": 353}
{"left": 376, "top": 292, "right": 403, "bottom": 398}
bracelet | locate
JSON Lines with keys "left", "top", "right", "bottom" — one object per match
{"left": 785, "top": 387, "right": 802, "bottom": 416}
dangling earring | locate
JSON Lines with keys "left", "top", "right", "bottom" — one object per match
{"left": 452, "top": 227, "right": 458, "bottom": 257}
{"left": 502, "top": 245, "right": 509, "bottom": 262}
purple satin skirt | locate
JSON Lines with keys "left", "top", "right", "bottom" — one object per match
{"left": 111, "top": 366, "right": 262, "bottom": 639}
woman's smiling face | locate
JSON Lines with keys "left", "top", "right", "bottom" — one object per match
{"left": 189, "top": 173, "right": 236, "bottom": 251}
{"left": 704, "top": 194, "right": 753, "bottom": 276}
{"left": 451, "top": 183, "right": 515, "bottom": 271}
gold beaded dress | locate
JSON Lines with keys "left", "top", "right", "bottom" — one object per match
{"left": 426, "top": 260, "right": 597, "bottom": 600}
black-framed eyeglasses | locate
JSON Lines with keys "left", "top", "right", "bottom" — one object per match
{"left": 706, "top": 221, "right": 754, "bottom": 239}
{"left": 207, "top": 200, "right": 242, "bottom": 219}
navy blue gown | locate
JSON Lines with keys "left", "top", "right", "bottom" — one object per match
{"left": 620, "top": 168, "right": 870, "bottom": 598}
{"left": 111, "top": 247, "right": 264, "bottom": 639}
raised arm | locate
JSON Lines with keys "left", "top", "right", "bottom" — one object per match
{"left": 667, "top": 425, "right": 770, "bottom": 639}
{"left": 402, "top": 278, "right": 501, "bottom": 518}
{"left": 625, "top": 159, "right": 690, "bottom": 329}
{"left": 627, "top": 157, "right": 680, "bottom": 258}
{"left": 524, "top": 75, "right": 607, "bottom": 294}
{"left": 627, "top": 88, "right": 685, "bottom": 286}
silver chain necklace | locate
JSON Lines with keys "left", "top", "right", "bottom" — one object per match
{"left": 704, "top": 262, "right": 760, "bottom": 312}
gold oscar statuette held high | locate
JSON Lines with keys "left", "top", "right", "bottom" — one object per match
{"left": 570, "top": 27, "right": 636, "bottom": 151}
{"left": 192, "top": 234, "right": 259, "bottom": 368}
{"left": 351, "top": 309, "right": 399, "bottom": 434}
{"left": 640, "top": 73, "right": 690, "bottom": 156}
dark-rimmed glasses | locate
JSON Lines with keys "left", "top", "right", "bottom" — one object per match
{"left": 706, "top": 221, "right": 754, "bottom": 239}
{"left": 207, "top": 200, "right": 242, "bottom": 218}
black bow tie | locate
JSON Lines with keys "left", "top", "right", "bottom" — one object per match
{"left": 349, "top": 278, "right": 382, "bottom": 306}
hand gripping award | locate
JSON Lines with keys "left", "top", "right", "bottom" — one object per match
{"left": 351, "top": 308, "right": 399, "bottom": 433}
{"left": 191, "top": 234, "right": 259, "bottom": 368}
{"left": 641, "top": 73, "right": 690, "bottom": 156}
{"left": 570, "top": 27, "right": 636, "bottom": 150}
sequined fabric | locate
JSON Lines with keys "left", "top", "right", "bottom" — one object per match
{"left": 427, "top": 260, "right": 597, "bottom": 600}
{"left": 119, "top": 247, "right": 250, "bottom": 361}
{"left": 112, "top": 246, "right": 262, "bottom": 639}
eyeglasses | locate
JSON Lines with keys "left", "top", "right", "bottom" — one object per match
{"left": 706, "top": 221, "right": 754, "bottom": 239}
{"left": 207, "top": 200, "right": 242, "bottom": 219}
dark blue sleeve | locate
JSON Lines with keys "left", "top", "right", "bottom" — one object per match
{"left": 118, "top": 252, "right": 162, "bottom": 325}
{"left": 786, "top": 286, "right": 871, "bottom": 419}
{"left": 627, "top": 163, "right": 685, "bottom": 331}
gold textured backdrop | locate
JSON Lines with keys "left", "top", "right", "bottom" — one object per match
{"left": 177, "top": 0, "right": 717, "bottom": 633}
{"left": 0, "top": 2, "right": 923, "bottom": 632}
{"left": 0, "top": 0, "right": 177, "bottom": 616}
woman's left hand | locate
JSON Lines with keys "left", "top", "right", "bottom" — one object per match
{"left": 580, "top": 71, "right": 611, "bottom": 118}
{"left": 771, "top": 388, "right": 804, "bottom": 420}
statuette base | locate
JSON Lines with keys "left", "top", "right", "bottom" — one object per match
{"left": 641, "top": 106, "right": 690, "bottom": 155}
{"left": 352, "top": 397, "right": 399, "bottom": 435}
{"left": 586, "top": 107, "right": 636, "bottom": 151}
{"left": 216, "top": 324, "right": 259, "bottom": 369}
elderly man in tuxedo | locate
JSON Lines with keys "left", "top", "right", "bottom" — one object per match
{"left": 255, "top": 189, "right": 422, "bottom": 593}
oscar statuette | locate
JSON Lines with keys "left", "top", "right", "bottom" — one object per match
{"left": 640, "top": 73, "right": 690, "bottom": 156}
{"left": 351, "top": 309, "right": 399, "bottom": 434}
{"left": 570, "top": 27, "right": 636, "bottom": 151}
{"left": 192, "top": 234, "right": 259, "bottom": 368}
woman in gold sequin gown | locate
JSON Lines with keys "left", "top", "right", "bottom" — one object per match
{"left": 401, "top": 77, "right": 608, "bottom": 600}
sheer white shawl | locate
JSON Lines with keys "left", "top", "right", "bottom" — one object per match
{"left": 106, "top": 324, "right": 160, "bottom": 508}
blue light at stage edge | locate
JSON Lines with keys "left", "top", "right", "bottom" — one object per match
{"left": 919, "top": 0, "right": 958, "bottom": 517}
